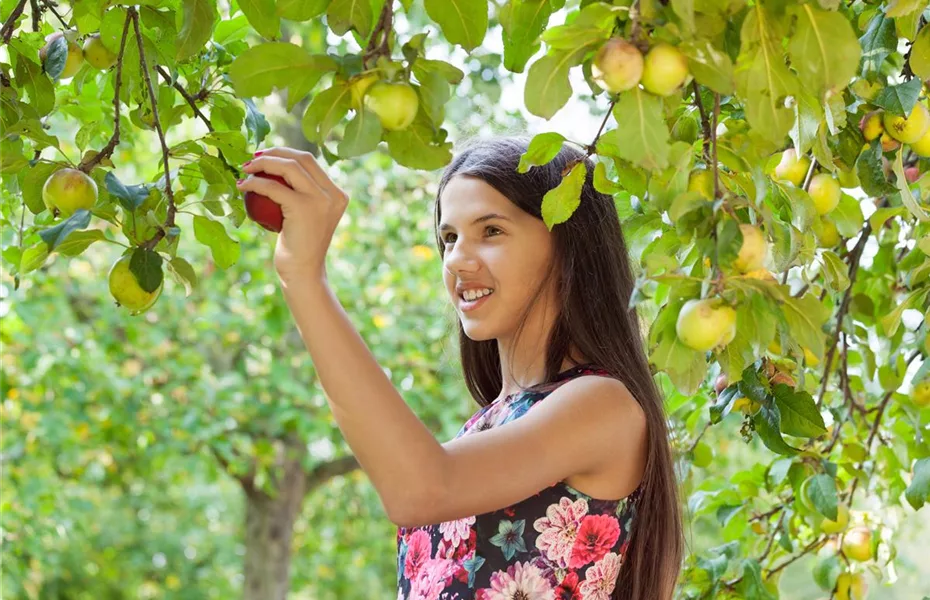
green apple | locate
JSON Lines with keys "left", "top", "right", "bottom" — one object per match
{"left": 733, "top": 224, "right": 766, "bottom": 273}
{"left": 591, "top": 37, "right": 643, "bottom": 93}
{"left": 820, "top": 504, "right": 850, "bottom": 534}
{"left": 108, "top": 255, "right": 163, "bottom": 315}
{"left": 774, "top": 148, "right": 811, "bottom": 186}
{"left": 883, "top": 103, "right": 930, "bottom": 144}
{"left": 82, "top": 34, "right": 118, "bottom": 70}
{"left": 363, "top": 81, "right": 419, "bottom": 131}
{"left": 640, "top": 43, "right": 689, "bottom": 96}
{"left": 816, "top": 217, "right": 840, "bottom": 248}
{"left": 42, "top": 168, "right": 98, "bottom": 216}
{"left": 692, "top": 442, "right": 713, "bottom": 468}
{"left": 687, "top": 169, "right": 715, "bottom": 200}
{"left": 841, "top": 527, "right": 873, "bottom": 562}
{"left": 911, "top": 126, "right": 930, "bottom": 157}
{"left": 675, "top": 298, "right": 737, "bottom": 352}
{"left": 349, "top": 72, "right": 380, "bottom": 110}
{"left": 808, "top": 174, "right": 841, "bottom": 215}
{"left": 836, "top": 572, "right": 867, "bottom": 600}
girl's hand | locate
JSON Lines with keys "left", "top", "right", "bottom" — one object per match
{"left": 237, "top": 147, "right": 349, "bottom": 283}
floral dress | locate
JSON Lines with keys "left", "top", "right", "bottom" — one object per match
{"left": 396, "top": 363, "right": 642, "bottom": 600}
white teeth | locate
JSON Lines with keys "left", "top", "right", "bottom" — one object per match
{"left": 462, "top": 288, "right": 493, "bottom": 301}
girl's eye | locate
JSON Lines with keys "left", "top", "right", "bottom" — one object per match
{"left": 443, "top": 226, "right": 502, "bottom": 244}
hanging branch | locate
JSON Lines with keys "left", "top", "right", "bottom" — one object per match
{"left": 0, "top": 0, "right": 27, "bottom": 43}
{"left": 78, "top": 10, "right": 133, "bottom": 173}
{"left": 692, "top": 81, "right": 711, "bottom": 164}
{"left": 362, "top": 0, "right": 394, "bottom": 70}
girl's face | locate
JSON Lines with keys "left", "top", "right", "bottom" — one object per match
{"left": 438, "top": 175, "right": 559, "bottom": 342}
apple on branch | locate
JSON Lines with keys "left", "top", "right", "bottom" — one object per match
{"left": 83, "top": 33, "right": 118, "bottom": 70}
{"left": 808, "top": 174, "right": 841, "bottom": 215}
{"left": 640, "top": 43, "right": 689, "bottom": 96}
{"left": 40, "top": 31, "right": 84, "bottom": 79}
{"left": 42, "top": 168, "right": 98, "bottom": 216}
{"left": 109, "top": 255, "right": 163, "bottom": 315}
{"left": 774, "top": 148, "right": 811, "bottom": 187}
{"left": 591, "top": 37, "right": 643, "bottom": 93}
{"left": 883, "top": 103, "right": 930, "bottom": 144}
{"left": 363, "top": 81, "right": 419, "bottom": 131}
{"left": 675, "top": 297, "right": 737, "bottom": 352}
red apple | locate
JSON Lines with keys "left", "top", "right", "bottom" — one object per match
{"left": 244, "top": 172, "right": 289, "bottom": 232}
{"left": 904, "top": 166, "right": 920, "bottom": 183}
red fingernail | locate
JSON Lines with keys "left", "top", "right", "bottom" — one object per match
{"left": 243, "top": 160, "right": 252, "bottom": 167}
{"left": 254, "top": 150, "right": 264, "bottom": 156}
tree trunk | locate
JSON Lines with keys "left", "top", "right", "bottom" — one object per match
{"left": 242, "top": 438, "right": 308, "bottom": 600}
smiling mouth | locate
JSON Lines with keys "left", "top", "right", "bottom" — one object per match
{"left": 459, "top": 290, "right": 494, "bottom": 311}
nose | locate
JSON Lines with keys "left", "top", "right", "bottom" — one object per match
{"left": 443, "top": 240, "right": 480, "bottom": 278}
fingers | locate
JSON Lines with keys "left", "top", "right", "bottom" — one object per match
{"left": 253, "top": 146, "right": 348, "bottom": 202}
{"left": 235, "top": 174, "right": 303, "bottom": 208}
{"left": 241, "top": 155, "right": 318, "bottom": 196}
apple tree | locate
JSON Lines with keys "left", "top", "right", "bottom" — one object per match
{"left": 3, "top": 0, "right": 930, "bottom": 598}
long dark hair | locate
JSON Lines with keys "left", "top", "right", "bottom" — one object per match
{"left": 432, "top": 134, "right": 684, "bottom": 599}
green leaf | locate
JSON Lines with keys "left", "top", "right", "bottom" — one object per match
{"left": 858, "top": 12, "right": 897, "bottom": 76}
{"left": 869, "top": 206, "right": 906, "bottom": 231}
{"left": 500, "top": 0, "right": 554, "bottom": 72}
{"left": 905, "top": 457, "right": 930, "bottom": 510}
{"left": 754, "top": 403, "right": 801, "bottom": 456}
{"left": 337, "top": 108, "right": 382, "bottom": 158}
{"left": 735, "top": 5, "right": 799, "bottom": 144}
{"left": 413, "top": 69, "right": 451, "bottom": 125}
{"left": 821, "top": 250, "right": 850, "bottom": 293}
{"left": 228, "top": 43, "right": 338, "bottom": 112}
{"left": 105, "top": 171, "right": 150, "bottom": 212}
{"left": 524, "top": 46, "right": 589, "bottom": 120}
{"left": 517, "top": 132, "right": 566, "bottom": 173}
{"left": 736, "top": 559, "right": 778, "bottom": 600}
{"left": 541, "top": 160, "right": 585, "bottom": 230}
{"left": 872, "top": 77, "right": 922, "bottom": 116}
{"left": 39, "top": 209, "right": 93, "bottom": 251}
{"left": 788, "top": 5, "right": 860, "bottom": 95}
{"left": 276, "top": 0, "right": 329, "bottom": 21}
{"left": 300, "top": 82, "right": 352, "bottom": 144}
{"left": 383, "top": 113, "right": 453, "bottom": 170}
{"left": 176, "top": 0, "right": 218, "bottom": 61}
{"left": 56, "top": 230, "right": 107, "bottom": 257}
{"left": 910, "top": 24, "right": 930, "bottom": 80}
{"left": 327, "top": 0, "right": 375, "bottom": 37}
{"left": 166, "top": 256, "right": 197, "bottom": 297}
{"left": 129, "top": 248, "right": 164, "bottom": 294}
{"left": 593, "top": 161, "right": 624, "bottom": 195}
{"left": 237, "top": 0, "right": 279, "bottom": 40}
{"left": 855, "top": 140, "right": 896, "bottom": 197}
{"left": 806, "top": 473, "right": 838, "bottom": 520}
{"left": 831, "top": 193, "right": 864, "bottom": 238}
{"left": 881, "top": 287, "right": 930, "bottom": 337}
{"left": 22, "top": 162, "right": 61, "bottom": 214}
{"left": 19, "top": 243, "right": 49, "bottom": 274}
{"left": 602, "top": 88, "right": 671, "bottom": 171}
{"left": 42, "top": 34, "right": 70, "bottom": 81}
{"left": 781, "top": 293, "right": 829, "bottom": 358}
{"left": 772, "top": 384, "right": 827, "bottom": 438}
{"left": 891, "top": 147, "right": 930, "bottom": 222}
{"left": 424, "top": 0, "right": 488, "bottom": 52}
{"left": 193, "top": 215, "right": 241, "bottom": 269}
{"left": 681, "top": 38, "right": 734, "bottom": 95}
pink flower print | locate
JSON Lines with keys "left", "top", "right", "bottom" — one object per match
{"left": 440, "top": 515, "right": 475, "bottom": 548}
{"left": 533, "top": 497, "right": 590, "bottom": 567}
{"left": 578, "top": 552, "right": 622, "bottom": 600}
{"left": 481, "top": 561, "right": 556, "bottom": 600}
{"left": 408, "top": 557, "right": 459, "bottom": 600}
{"left": 568, "top": 515, "right": 620, "bottom": 569}
{"left": 404, "top": 529, "right": 433, "bottom": 581}
{"left": 553, "top": 571, "right": 582, "bottom": 600}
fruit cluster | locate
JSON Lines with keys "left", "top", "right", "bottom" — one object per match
{"left": 39, "top": 30, "right": 118, "bottom": 79}
{"left": 591, "top": 38, "right": 689, "bottom": 97}
{"left": 859, "top": 103, "right": 930, "bottom": 178}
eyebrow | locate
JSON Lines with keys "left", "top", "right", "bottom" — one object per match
{"left": 438, "top": 213, "right": 512, "bottom": 232}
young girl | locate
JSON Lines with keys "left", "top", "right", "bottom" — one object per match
{"left": 236, "top": 135, "right": 683, "bottom": 600}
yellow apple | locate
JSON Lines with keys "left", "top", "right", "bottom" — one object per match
{"left": 82, "top": 34, "right": 118, "bottom": 70}
{"left": 40, "top": 31, "right": 84, "bottom": 79}
{"left": 363, "top": 81, "right": 419, "bottom": 131}
{"left": 42, "top": 168, "right": 98, "bottom": 216}
{"left": 108, "top": 255, "right": 163, "bottom": 315}
{"left": 841, "top": 527, "right": 873, "bottom": 562}
{"left": 817, "top": 217, "right": 840, "bottom": 248}
{"left": 859, "top": 110, "right": 884, "bottom": 141}
{"left": 732, "top": 396, "right": 761, "bottom": 415}
{"left": 883, "top": 103, "right": 930, "bottom": 144}
{"left": 911, "top": 126, "right": 930, "bottom": 157}
{"left": 733, "top": 224, "right": 767, "bottom": 273}
{"left": 675, "top": 298, "right": 737, "bottom": 352}
{"left": 912, "top": 380, "right": 930, "bottom": 407}
{"left": 836, "top": 572, "right": 868, "bottom": 600}
{"left": 640, "top": 43, "right": 689, "bottom": 96}
{"left": 820, "top": 504, "right": 850, "bottom": 534}
{"left": 591, "top": 37, "right": 643, "bottom": 93}
{"left": 349, "top": 72, "right": 380, "bottom": 110}
{"left": 836, "top": 167, "right": 859, "bottom": 189}
{"left": 688, "top": 169, "right": 715, "bottom": 200}
{"left": 808, "top": 174, "right": 841, "bottom": 215}
{"left": 880, "top": 131, "right": 901, "bottom": 152}
{"left": 775, "top": 148, "right": 811, "bottom": 186}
